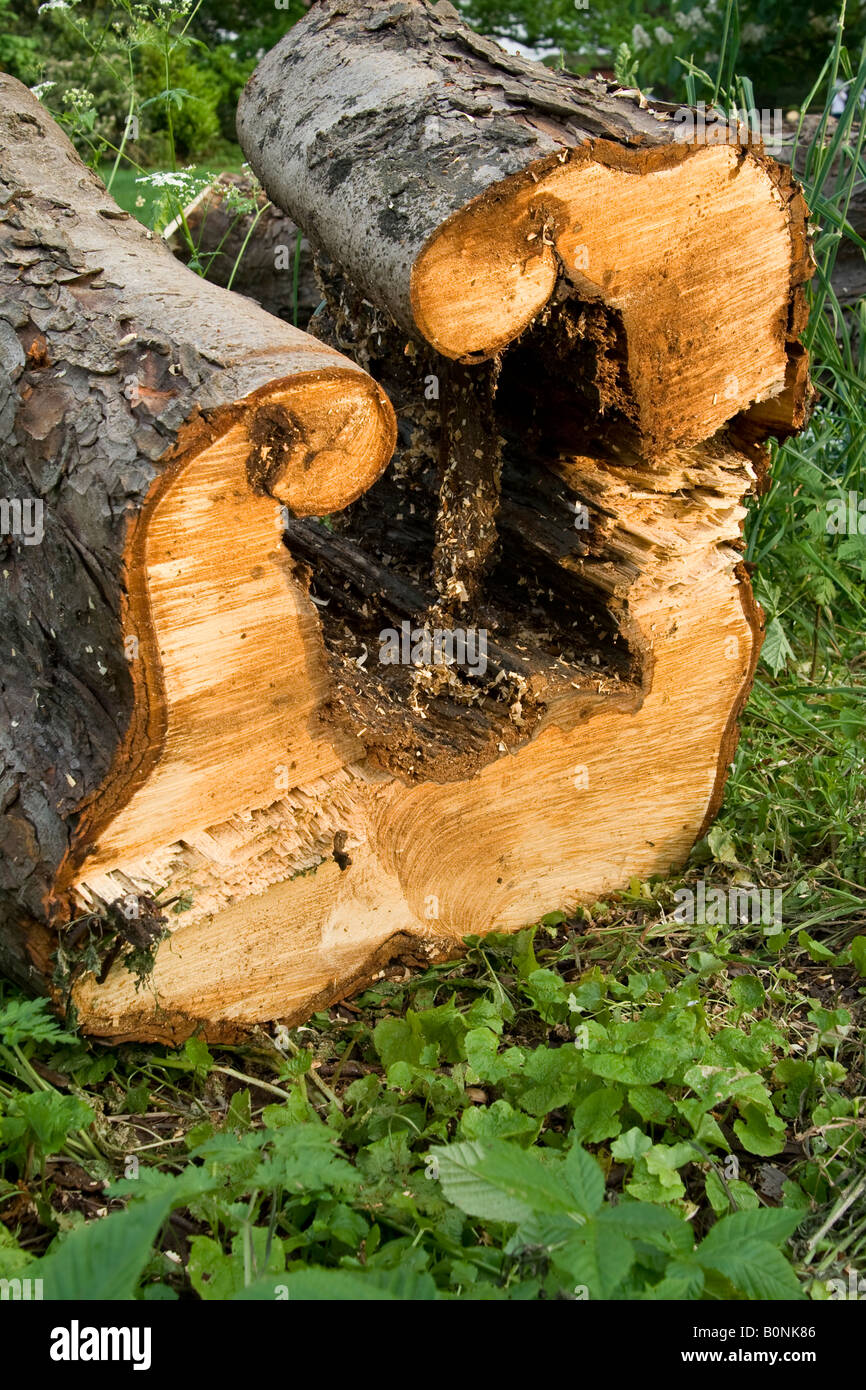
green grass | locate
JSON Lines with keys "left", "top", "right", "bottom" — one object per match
{"left": 0, "top": 28, "right": 864, "bottom": 1305}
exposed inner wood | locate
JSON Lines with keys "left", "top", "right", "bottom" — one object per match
{"left": 412, "top": 143, "right": 795, "bottom": 449}
{"left": 0, "top": 13, "right": 811, "bottom": 1042}
{"left": 66, "top": 371, "right": 395, "bottom": 884}
{"left": 69, "top": 429, "right": 759, "bottom": 1043}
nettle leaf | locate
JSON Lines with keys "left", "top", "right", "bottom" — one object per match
{"left": 373, "top": 1015, "right": 423, "bottom": 1069}
{"left": 414, "top": 1000, "right": 469, "bottom": 1063}
{"left": 434, "top": 1140, "right": 577, "bottom": 1224}
{"left": 646, "top": 1259, "right": 705, "bottom": 1300}
{"left": 730, "top": 975, "right": 766, "bottom": 1015}
{"left": 464, "top": 1028, "right": 523, "bottom": 1085}
{"left": 457, "top": 1099, "right": 539, "bottom": 1145}
{"left": 551, "top": 1224, "right": 634, "bottom": 1299}
{"left": 562, "top": 1143, "right": 605, "bottom": 1217}
{"left": 695, "top": 1232, "right": 803, "bottom": 1300}
{"left": 37, "top": 1196, "right": 174, "bottom": 1300}
{"left": 181, "top": 1035, "right": 214, "bottom": 1077}
{"left": 761, "top": 616, "right": 794, "bottom": 676}
{"left": 597, "top": 1201, "right": 692, "bottom": 1255}
{"left": 585, "top": 1042, "right": 684, "bottom": 1086}
{"left": 701, "top": 1207, "right": 803, "bottom": 1248}
{"left": 627, "top": 1085, "right": 675, "bottom": 1125}
{"left": 626, "top": 1144, "right": 694, "bottom": 1204}
{"left": 189, "top": 1228, "right": 285, "bottom": 1301}
{"left": 707, "top": 825, "right": 740, "bottom": 866}
{"left": 506, "top": 1045, "right": 582, "bottom": 1117}
{"left": 524, "top": 968, "right": 570, "bottom": 1024}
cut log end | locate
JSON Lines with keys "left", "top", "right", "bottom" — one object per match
{"left": 411, "top": 141, "right": 808, "bottom": 451}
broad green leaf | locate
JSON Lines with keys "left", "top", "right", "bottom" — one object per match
{"left": 233, "top": 1269, "right": 404, "bottom": 1300}
{"left": 562, "top": 1144, "right": 605, "bottom": 1216}
{"left": 761, "top": 616, "right": 793, "bottom": 676}
{"left": 373, "top": 1016, "right": 423, "bottom": 1069}
{"left": 699, "top": 1207, "right": 803, "bottom": 1252}
{"left": 37, "top": 1197, "right": 173, "bottom": 1300}
{"left": 695, "top": 1236, "right": 803, "bottom": 1300}
{"left": 597, "top": 1201, "right": 692, "bottom": 1254}
{"left": 611, "top": 1127, "right": 652, "bottom": 1163}
{"left": 457, "top": 1099, "right": 538, "bottom": 1145}
{"left": 551, "top": 1224, "right": 633, "bottom": 1299}
{"left": 730, "top": 976, "right": 766, "bottom": 1014}
{"left": 434, "top": 1140, "right": 576, "bottom": 1223}
{"left": 570, "top": 1087, "right": 623, "bottom": 1144}
{"left": 464, "top": 1028, "right": 522, "bottom": 1085}
{"left": 733, "top": 1103, "right": 787, "bottom": 1156}
{"left": 646, "top": 1259, "right": 705, "bottom": 1300}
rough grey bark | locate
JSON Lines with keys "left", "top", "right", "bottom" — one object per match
{"left": 0, "top": 75, "right": 374, "bottom": 956}
{"left": 236, "top": 0, "right": 685, "bottom": 340}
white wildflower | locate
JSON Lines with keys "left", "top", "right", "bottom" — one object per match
{"left": 741, "top": 23, "right": 768, "bottom": 43}
{"left": 675, "top": 7, "right": 706, "bottom": 32}
{"left": 654, "top": 25, "right": 675, "bottom": 45}
{"left": 631, "top": 23, "right": 651, "bottom": 50}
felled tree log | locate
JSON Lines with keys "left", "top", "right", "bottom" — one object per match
{"left": 0, "top": 76, "right": 395, "bottom": 1020}
{"left": 2, "top": 0, "right": 813, "bottom": 1042}
{"left": 165, "top": 173, "right": 322, "bottom": 326}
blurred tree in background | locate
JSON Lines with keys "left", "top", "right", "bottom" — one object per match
{"left": 454, "top": 0, "right": 866, "bottom": 106}
{"left": 0, "top": 0, "right": 862, "bottom": 170}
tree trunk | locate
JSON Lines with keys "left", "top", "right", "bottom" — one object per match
{"left": 1, "top": 0, "right": 813, "bottom": 1043}
{"left": 0, "top": 76, "right": 395, "bottom": 1027}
